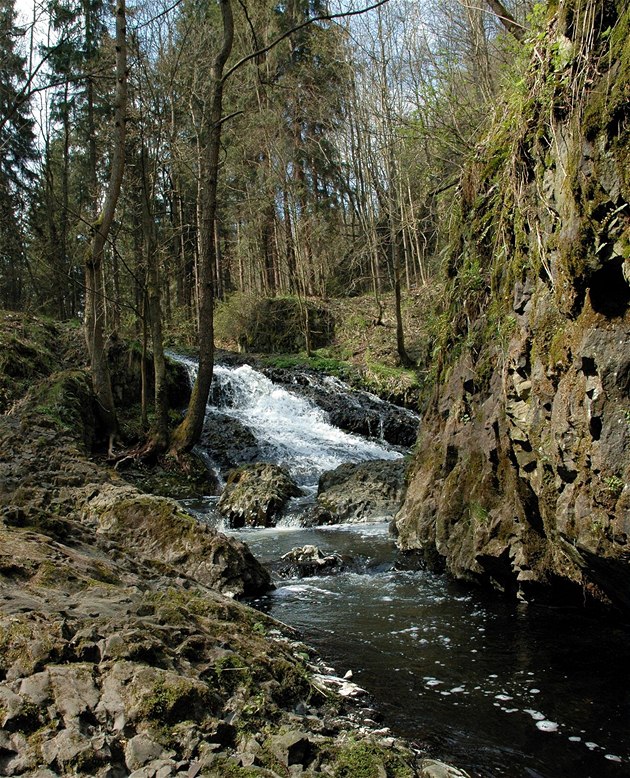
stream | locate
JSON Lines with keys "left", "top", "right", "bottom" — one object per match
{"left": 178, "top": 357, "right": 630, "bottom": 778}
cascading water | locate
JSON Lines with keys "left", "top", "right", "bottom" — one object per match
{"left": 178, "top": 354, "right": 403, "bottom": 489}
{"left": 173, "top": 354, "right": 630, "bottom": 778}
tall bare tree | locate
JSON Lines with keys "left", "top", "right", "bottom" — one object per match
{"left": 84, "top": 0, "right": 127, "bottom": 452}
{"left": 169, "top": 0, "right": 234, "bottom": 454}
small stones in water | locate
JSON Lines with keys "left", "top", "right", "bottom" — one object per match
{"left": 274, "top": 545, "right": 346, "bottom": 579}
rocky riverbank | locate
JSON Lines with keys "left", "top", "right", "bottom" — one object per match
{"left": 0, "top": 313, "right": 466, "bottom": 777}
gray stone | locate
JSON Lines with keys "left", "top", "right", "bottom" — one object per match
{"left": 125, "top": 734, "right": 173, "bottom": 771}
{"left": 127, "top": 758, "right": 178, "bottom": 778}
{"left": 49, "top": 665, "right": 100, "bottom": 723}
{"left": 419, "top": 758, "right": 471, "bottom": 777}
{"left": 274, "top": 545, "right": 344, "bottom": 578}
{"left": 19, "top": 671, "right": 51, "bottom": 705}
{"left": 317, "top": 459, "right": 406, "bottom": 522}
{"left": 268, "top": 730, "right": 315, "bottom": 768}
{"left": 40, "top": 727, "right": 93, "bottom": 769}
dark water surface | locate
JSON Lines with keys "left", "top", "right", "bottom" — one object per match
{"left": 240, "top": 522, "right": 630, "bottom": 778}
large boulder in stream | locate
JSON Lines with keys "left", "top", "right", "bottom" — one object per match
{"left": 314, "top": 459, "right": 407, "bottom": 523}
{"left": 218, "top": 463, "right": 303, "bottom": 528}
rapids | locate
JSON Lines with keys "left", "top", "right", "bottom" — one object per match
{"left": 176, "top": 356, "right": 630, "bottom": 778}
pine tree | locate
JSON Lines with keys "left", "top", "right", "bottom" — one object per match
{"left": 0, "top": 0, "right": 35, "bottom": 309}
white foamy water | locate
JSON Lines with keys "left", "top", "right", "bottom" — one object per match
{"left": 177, "top": 356, "right": 402, "bottom": 486}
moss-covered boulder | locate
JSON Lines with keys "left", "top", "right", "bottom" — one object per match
{"left": 215, "top": 294, "right": 335, "bottom": 354}
{"left": 218, "top": 463, "right": 303, "bottom": 528}
{"left": 82, "top": 483, "right": 271, "bottom": 598}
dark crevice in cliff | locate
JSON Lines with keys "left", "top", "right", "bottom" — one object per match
{"left": 588, "top": 258, "right": 630, "bottom": 318}
{"left": 581, "top": 356, "right": 597, "bottom": 376}
{"left": 589, "top": 415, "right": 603, "bottom": 441}
{"left": 516, "top": 476, "right": 547, "bottom": 537}
{"left": 476, "top": 548, "right": 519, "bottom": 596}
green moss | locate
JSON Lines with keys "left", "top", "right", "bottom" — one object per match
{"left": 261, "top": 350, "right": 355, "bottom": 380}
{"left": 604, "top": 475, "right": 624, "bottom": 497}
{"left": 583, "top": 3, "right": 630, "bottom": 139}
{"left": 470, "top": 502, "right": 490, "bottom": 525}
{"left": 332, "top": 740, "right": 414, "bottom": 778}
{"left": 204, "top": 761, "right": 261, "bottom": 778}
{"left": 139, "top": 677, "right": 212, "bottom": 723}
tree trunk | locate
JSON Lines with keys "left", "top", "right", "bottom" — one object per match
{"left": 169, "top": 0, "right": 234, "bottom": 455}
{"left": 84, "top": 0, "right": 127, "bottom": 453}
{"left": 140, "top": 145, "right": 169, "bottom": 452}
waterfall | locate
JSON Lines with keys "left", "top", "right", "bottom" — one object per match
{"left": 171, "top": 354, "right": 402, "bottom": 488}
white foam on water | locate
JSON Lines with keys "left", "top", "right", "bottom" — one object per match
{"left": 207, "top": 363, "right": 402, "bottom": 486}
{"left": 536, "top": 720, "right": 559, "bottom": 733}
{"left": 524, "top": 709, "right": 546, "bottom": 721}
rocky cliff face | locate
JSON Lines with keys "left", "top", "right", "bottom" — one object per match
{"left": 396, "top": 0, "right": 630, "bottom": 611}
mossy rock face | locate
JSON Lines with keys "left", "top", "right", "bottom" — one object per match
{"left": 215, "top": 294, "right": 335, "bottom": 354}
{"left": 108, "top": 339, "right": 192, "bottom": 414}
{"left": 397, "top": 0, "right": 630, "bottom": 612}
{"left": 0, "top": 312, "right": 60, "bottom": 413}
{"left": 16, "top": 369, "right": 96, "bottom": 450}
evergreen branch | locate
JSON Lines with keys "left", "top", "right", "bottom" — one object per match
{"left": 222, "top": 0, "right": 391, "bottom": 84}
{"left": 0, "top": 37, "right": 68, "bottom": 137}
